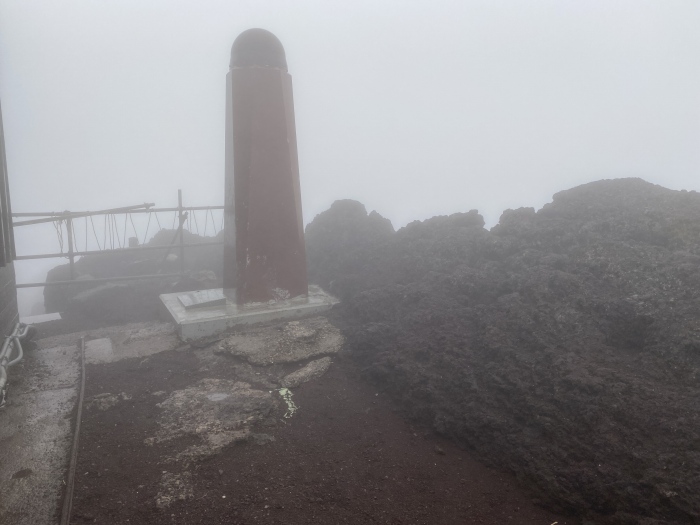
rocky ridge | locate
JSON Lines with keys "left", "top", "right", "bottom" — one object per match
{"left": 306, "top": 178, "right": 700, "bottom": 524}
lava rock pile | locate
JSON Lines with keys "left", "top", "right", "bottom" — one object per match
{"left": 307, "top": 178, "right": 700, "bottom": 524}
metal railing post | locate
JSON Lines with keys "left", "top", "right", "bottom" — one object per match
{"left": 65, "top": 216, "right": 75, "bottom": 280}
{"left": 178, "top": 190, "right": 185, "bottom": 276}
{"left": 1, "top": 323, "right": 34, "bottom": 408}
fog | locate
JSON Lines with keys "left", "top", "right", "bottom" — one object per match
{"left": 1, "top": 0, "right": 699, "bottom": 314}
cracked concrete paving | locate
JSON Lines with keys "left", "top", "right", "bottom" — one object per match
{"left": 0, "top": 317, "right": 343, "bottom": 521}
{"left": 150, "top": 317, "right": 343, "bottom": 509}
{"left": 0, "top": 336, "right": 79, "bottom": 525}
{"left": 0, "top": 321, "right": 179, "bottom": 525}
{"left": 216, "top": 317, "right": 342, "bottom": 365}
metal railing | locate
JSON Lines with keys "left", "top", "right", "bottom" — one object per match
{"left": 11, "top": 190, "right": 224, "bottom": 288}
{"left": 0, "top": 322, "right": 33, "bottom": 408}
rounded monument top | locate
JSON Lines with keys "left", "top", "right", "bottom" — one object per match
{"left": 230, "top": 28, "right": 287, "bottom": 70}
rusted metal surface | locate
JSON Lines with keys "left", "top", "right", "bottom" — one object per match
{"left": 225, "top": 29, "right": 308, "bottom": 305}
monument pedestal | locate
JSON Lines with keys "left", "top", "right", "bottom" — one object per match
{"left": 160, "top": 285, "right": 338, "bottom": 341}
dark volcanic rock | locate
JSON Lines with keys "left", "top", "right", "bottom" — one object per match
{"left": 305, "top": 199, "right": 395, "bottom": 300}
{"left": 305, "top": 199, "right": 488, "bottom": 299}
{"left": 307, "top": 178, "right": 700, "bottom": 524}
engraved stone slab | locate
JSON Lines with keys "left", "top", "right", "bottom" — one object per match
{"left": 178, "top": 289, "right": 227, "bottom": 310}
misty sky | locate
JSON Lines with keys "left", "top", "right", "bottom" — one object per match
{"left": 1, "top": 1, "right": 699, "bottom": 311}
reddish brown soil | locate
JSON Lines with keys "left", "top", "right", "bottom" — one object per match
{"left": 69, "top": 347, "right": 577, "bottom": 525}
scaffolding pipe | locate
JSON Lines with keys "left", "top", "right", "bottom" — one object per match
{"left": 10, "top": 203, "right": 156, "bottom": 227}
{"left": 11, "top": 204, "right": 223, "bottom": 227}
{"left": 11, "top": 205, "right": 222, "bottom": 218}
{"left": 15, "top": 272, "right": 183, "bottom": 289}
{"left": 13, "top": 240, "right": 224, "bottom": 261}
{"left": 0, "top": 322, "right": 33, "bottom": 408}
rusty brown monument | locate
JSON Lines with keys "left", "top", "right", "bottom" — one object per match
{"left": 160, "top": 30, "right": 336, "bottom": 338}
{"left": 223, "top": 28, "right": 308, "bottom": 305}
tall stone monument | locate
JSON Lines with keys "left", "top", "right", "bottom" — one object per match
{"left": 224, "top": 28, "right": 308, "bottom": 305}
{"left": 160, "top": 29, "right": 336, "bottom": 340}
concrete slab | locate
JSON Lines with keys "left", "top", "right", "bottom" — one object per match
{"left": 160, "top": 285, "right": 339, "bottom": 341}
{"left": 0, "top": 339, "right": 80, "bottom": 525}
{"left": 217, "top": 317, "right": 343, "bottom": 366}
{"left": 84, "top": 337, "right": 114, "bottom": 364}
{"left": 35, "top": 321, "right": 176, "bottom": 353}
{"left": 0, "top": 322, "right": 182, "bottom": 524}
{"left": 20, "top": 312, "right": 61, "bottom": 324}
{"left": 151, "top": 378, "right": 275, "bottom": 463}
{"left": 281, "top": 357, "right": 332, "bottom": 388}
{"left": 83, "top": 323, "right": 179, "bottom": 365}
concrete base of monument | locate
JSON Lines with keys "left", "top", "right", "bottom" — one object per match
{"left": 159, "top": 284, "right": 339, "bottom": 341}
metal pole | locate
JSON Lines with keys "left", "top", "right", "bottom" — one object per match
{"left": 13, "top": 240, "right": 224, "bottom": 261}
{"left": 59, "top": 337, "right": 85, "bottom": 525}
{"left": 65, "top": 218, "right": 75, "bottom": 280}
{"left": 11, "top": 203, "right": 156, "bottom": 227}
{"left": 16, "top": 272, "right": 182, "bottom": 288}
{"left": 178, "top": 190, "right": 185, "bottom": 276}
{"left": 12, "top": 205, "right": 223, "bottom": 227}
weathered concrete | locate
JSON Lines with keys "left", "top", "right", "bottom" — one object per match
{"left": 160, "top": 285, "right": 338, "bottom": 341}
{"left": 152, "top": 379, "right": 274, "bottom": 450}
{"left": 19, "top": 312, "right": 61, "bottom": 325}
{"left": 37, "top": 321, "right": 177, "bottom": 354}
{"left": 217, "top": 317, "right": 343, "bottom": 366}
{"left": 0, "top": 321, "right": 181, "bottom": 523}
{"left": 0, "top": 317, "right": 341, "bottom": 521}
{"left": 145, "top": 316, "right": 341, "bottom": 509}
{"left": 281, "top": 356, "right": 332, "bottom": 388}
{"left": 83, "top": 322, "right": 178, "bottom": 365}
{"left": 0, "top": 339, "right": 79, "bottom": 525}
{"left": 156, "top": 471, "right": 194, "bottom": 510}
{"left": 86, "top": 391, "right": 131, "bottom": 411}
